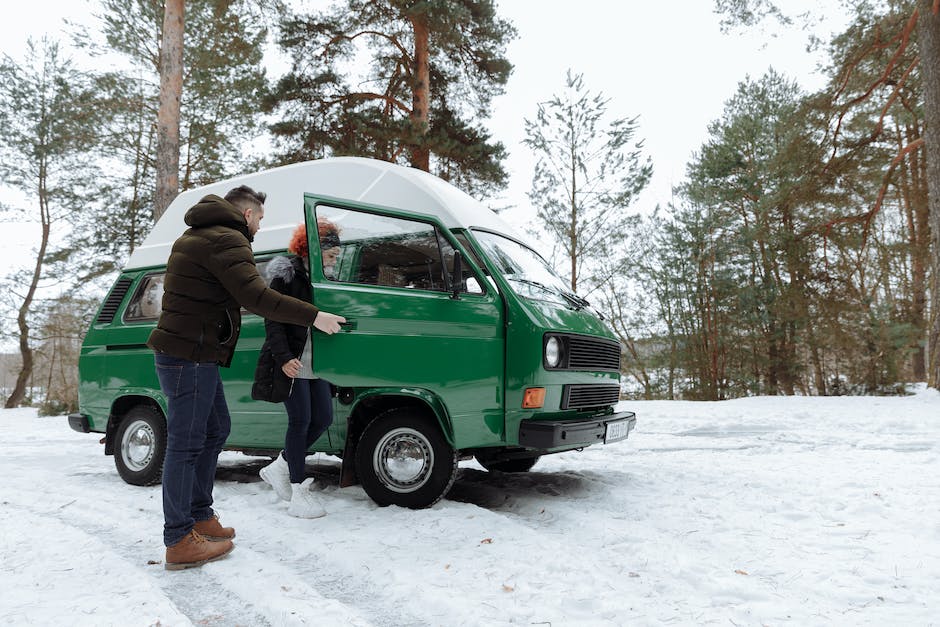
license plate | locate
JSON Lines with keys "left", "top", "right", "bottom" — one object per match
{"left": 604, "top": 419, "right": 630, "bottom": 444}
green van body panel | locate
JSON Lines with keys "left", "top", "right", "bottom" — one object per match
{"left": 72, "top": 157, "right": 635, "bottom": 504}
{"left": 305, "top": 194, "right": 505, "bottom": 450}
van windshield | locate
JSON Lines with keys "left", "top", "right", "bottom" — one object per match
{"left": 472, "top": 230, "right": 586, "bottom": 309}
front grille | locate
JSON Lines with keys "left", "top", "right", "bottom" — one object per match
{"left": 561, "top": 384, "right": 620, "bottom": 409}
{"left": 95, "top": 277, "right": 133, "bottom": 324}
{"left": 566, "top": 335, "right": 621, "bottom": 371}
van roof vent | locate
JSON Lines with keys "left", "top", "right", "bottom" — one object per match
{"left": 96, "top": 277, "right": 134, "bottom": 325}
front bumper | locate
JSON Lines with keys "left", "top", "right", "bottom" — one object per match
{"left": 68, "top": 413, "right": 91, "bottom": 433}
{"left": 518, "top": 410, "right": 636, "bottom": 450}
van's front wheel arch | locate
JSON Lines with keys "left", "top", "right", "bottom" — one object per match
{"left": 355, "top": 408, "right": 457, "bottom": 509}
{"left": 114, "top": 405, "right": 166, "bottom": 486}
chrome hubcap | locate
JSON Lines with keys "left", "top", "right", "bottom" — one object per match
{"left": 373, "top": 427, "right": 433, "bottom": 493}
{"left": 122, "top": 420, "right": 155, "bottom": 471}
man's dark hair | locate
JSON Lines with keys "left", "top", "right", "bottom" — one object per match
{"left": 224, "top": 185, "right": 266, "bottom": 213}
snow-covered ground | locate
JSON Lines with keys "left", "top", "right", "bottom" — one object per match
{"left": 1, "top": 388, "right": 938, "bottom": 626}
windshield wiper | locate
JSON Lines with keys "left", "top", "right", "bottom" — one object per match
{"left": 560, "top": 289, "right": 591, "bottom": 311}
{"left": 507, "top": 277, "right": 586, "bottom": 311}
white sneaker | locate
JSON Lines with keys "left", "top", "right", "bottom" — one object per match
{"left": 288, "top": 478, "right": 326, "bottom": 519}
{"left": 259, "top": 453, "right": 291, "bottom": 502}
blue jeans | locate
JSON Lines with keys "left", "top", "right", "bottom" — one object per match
{"left": 282, "top": 378, "right": 334, "bottom": 483}
{"left": 154, "top": 353, "right": 231, "bottom": 547}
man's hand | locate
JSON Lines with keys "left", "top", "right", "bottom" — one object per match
{"left": 313, "top": 311, "right": 346, "bottom": 335}
{"left": 281, "top": 358, "right": 302, "bottom": 378}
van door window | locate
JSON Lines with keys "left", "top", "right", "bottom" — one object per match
{"left": 315, "top": 205, "right": 479, "bottom": 294}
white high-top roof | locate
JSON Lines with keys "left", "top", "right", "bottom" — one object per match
{"left": 125, "top": 157, "right": 520, "bottom": 270}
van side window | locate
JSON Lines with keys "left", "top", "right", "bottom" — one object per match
{"left": 124, "top": 274, "right": 165, "bottom": 322}
{"left": 124, "top": 261, "right": 276, "bottom": 321}
{"left": 315, "top": 205, "right": 480, "bottom": 294}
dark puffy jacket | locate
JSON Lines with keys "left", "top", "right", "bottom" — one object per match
{"left": 251, "top": 255, "right": 310, "bottom": 403}
{"left": 264, "top": 255, "right": 311, "bottom": 365}
{"left": 147, "top": 195, "right": 319, "bottom": 367}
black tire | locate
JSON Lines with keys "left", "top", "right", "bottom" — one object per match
{"left": 355, "top": 408, "right": 457, "bottom": 509}
{"left": 114, "top": 405, "right": 166, "bottom": 486}
{"left": 475, "top": 452, "right": 541, "bottom": 473}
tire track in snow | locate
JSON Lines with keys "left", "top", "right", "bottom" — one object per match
{"left": 222, "top": 493, "right": 437, "bottom": 627}
{"left": 4, "top": 497, "right": 272, "bottom": 627}
{"left": 0, "top": 504, "right": 189, "bottom": 626}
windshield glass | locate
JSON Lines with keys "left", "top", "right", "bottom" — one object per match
{"left": 472, "top": 230, "right": 581, "bottom": 308}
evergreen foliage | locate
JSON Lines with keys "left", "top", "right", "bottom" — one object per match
{"left": 2, "top": 1, "right": 938, "bottom": 403}
{"left": 629, "top": 59, "right": 926, "bottom": 398}
{"left": 710, "top": 0, "right": 940, "bottom": 390}
{"left": 265, "top": 0, "right": 515, "bottom": 198}
{"left": 69, "top": 0, "right": 270, "bottom": 276}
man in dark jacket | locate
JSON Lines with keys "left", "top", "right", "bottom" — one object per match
{"left": 148, "top": 184, "right": 345, "bottom": 570}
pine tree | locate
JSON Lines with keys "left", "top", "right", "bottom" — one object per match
{"left": 266, "top": 0, "right": 515, "bottom": 198}
{"left": 917, "top": 0, "right": 940, "bottom": 388}
{"left": 522, "top": 70, "right": 652, "bottom": 295}
{"left": 683, "top": 70, "right": 820, "bottom": 395}
{"left": 70, "top": 0, "right": 270, "bottom": 272}
{"left": 814, "top": 4, "right": 929, "bottom": 383}
{"left": 658, "top": 202, "right": 743, "bottom": 400}
{"left": 714, "top": 0, "right": 940, "bottom": 389}
{"left": 155, "top": 0, "right": 183, "bottom": 220}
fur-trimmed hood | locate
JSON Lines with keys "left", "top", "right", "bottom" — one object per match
{"left": 256, "top": 253, "right": 313, "bottom": 373}
{"left": 265, "top": 254, "right": 307, "bottom": 285}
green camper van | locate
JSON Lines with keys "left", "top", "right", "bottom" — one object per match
{"left": 69, "top": 157, "right": 636, "bottom": 508}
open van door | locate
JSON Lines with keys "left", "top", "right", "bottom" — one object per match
{"left": 305, "top": 196, "right": 506, "bottom": 448}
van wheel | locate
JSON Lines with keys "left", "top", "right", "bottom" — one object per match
{"left": 475, "top": 453, "right": 541, "bottom": 473}
{"left": 114, "top": 405, "right": 166, "bottom": 486}
{"left": 355, "top": 409, "right": 457, "bottom": 509}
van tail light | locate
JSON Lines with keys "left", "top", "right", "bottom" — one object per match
{"left": 522, "top": 387, "right": 545, "bottom": 409}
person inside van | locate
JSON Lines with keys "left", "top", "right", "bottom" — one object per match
{"left": 255, "top": 220, "right": 341, "bottom": 518}
{"left": 148, "top": 186, "right": 346, "bottom": 570}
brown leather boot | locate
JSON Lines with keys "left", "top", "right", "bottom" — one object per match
{"left": 193, "top": 514, "right": 236, "bottom": 541}
{"left": 165, "top": 530, "right": 234, "bottom": 570}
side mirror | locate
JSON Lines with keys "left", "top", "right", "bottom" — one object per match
{"left": 450, "top": 251, "right": 463, "bottom": 300}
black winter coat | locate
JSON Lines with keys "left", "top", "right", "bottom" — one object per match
{"left": 148, "top": 195, "right": 319, "bottom": 367}
{"left": 251, "top": 255, "right": 312, "bottom": 402}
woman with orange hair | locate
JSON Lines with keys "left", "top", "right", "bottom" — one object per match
{"left": 255, "top": 219, "right": 343, "bottom": 518}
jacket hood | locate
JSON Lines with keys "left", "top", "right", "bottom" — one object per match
{"left": 184, "top": 194, "right": 252, "bottom": 241}
{"left": 265, "top": 254, "right": 307, "bottom": 284}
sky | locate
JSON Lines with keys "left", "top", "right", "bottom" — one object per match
{"left": 0, "top": 0, "right": 848, "bottom": 242}
{"left": 488, "top": 0, "right": 845, "bottom": 228}
{"left": 2, "top": 387, "right": 938, "bottom": 624}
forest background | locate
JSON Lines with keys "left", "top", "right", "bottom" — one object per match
{"left": 1, "top": 0, "right": 939, "bottom": 413}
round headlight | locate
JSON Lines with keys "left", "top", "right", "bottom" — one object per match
{"left": 545, "top": 336, "right": 560, "bottom": 368}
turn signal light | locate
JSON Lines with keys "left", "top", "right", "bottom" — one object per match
{"left": 522, "top": 387, "right": 545, "bottom": 408}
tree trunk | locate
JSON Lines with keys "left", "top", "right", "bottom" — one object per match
{"left": 896, "top": 121, "right": 929, "bottom": 381}
{"left": 809, "top": 336, "right": 826, "bottom": 395}
{"left": 5, "top": 203, "right": 50, "bottom": 408}
{"left": 569, "top": 150, "right": 578, "bottom": 293}
{"left": 409, "top": 16, "right": 430, "bottom": 172}
{"left": 154, "top": 0, "right": 184, "bottom": 221}
{"left": 919, "top": 1, "right": 940, "bottom": 389}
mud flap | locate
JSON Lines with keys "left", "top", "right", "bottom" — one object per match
{"left": 339, "top": 430, "right": 359, "bottom": 488}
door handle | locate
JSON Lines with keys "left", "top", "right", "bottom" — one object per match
{"left": 339, "top": 319, "right": 357, "bottom": 331}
